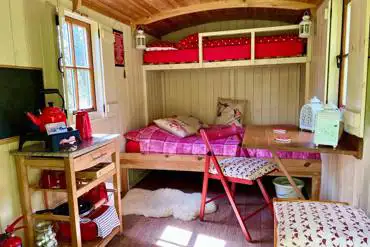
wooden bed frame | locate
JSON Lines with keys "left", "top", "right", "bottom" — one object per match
{"left": 120, "top": 152, "right": 322, "bottom": 200}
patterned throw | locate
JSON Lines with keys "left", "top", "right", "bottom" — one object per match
{"left": 92, "top": 206, "right": 121, "bottom": 238}
{"left": 274, "top": 201, "right": 370, "bottom": 247}
{"left": 124, "top": 124, "right": 321, "bottom": 160}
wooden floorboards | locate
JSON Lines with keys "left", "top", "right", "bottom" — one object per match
{"left": 108, "top": 171, "right": 274, "bottom": 247}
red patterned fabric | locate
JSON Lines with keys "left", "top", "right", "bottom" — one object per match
{"left": 147, "top": 40, "right": 177, "bottom": 48}
{"left": 144, "top": 34, "right": 305, "bottom": 64}
{"left": 176, "top": 33, "right": 199, "bottom": 49}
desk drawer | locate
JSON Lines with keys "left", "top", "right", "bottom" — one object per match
{"left": 74, "top": 142, "right": 115, "bottom": 172}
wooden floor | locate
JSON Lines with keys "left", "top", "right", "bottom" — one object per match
{"left": 109, "top": 171, "right": 275, "bottom": 247}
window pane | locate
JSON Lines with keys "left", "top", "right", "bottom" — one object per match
{"left": 77, "top": 70, "right": 93, "bottom": 109}
{"left": 62, "top": 23, "right": 73, "bottom": 66}
{"left": 73, "top": 24, "right": 89, "bottom": 67}
{"left": 65, "top": 69, "right": 77, "bottom": 111}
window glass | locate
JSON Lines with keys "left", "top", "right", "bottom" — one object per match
{"left": 63, "top": 16, "right": 96, "bottom": 112}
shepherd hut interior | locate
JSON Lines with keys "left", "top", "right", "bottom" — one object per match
{"left": 0, "top": 0, "right": 369, "bottom": 246}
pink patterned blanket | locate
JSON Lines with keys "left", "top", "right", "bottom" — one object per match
{"left": 124, "top": 125, "right": 320, "bottom": 160}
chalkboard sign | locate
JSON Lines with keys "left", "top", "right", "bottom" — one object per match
{"left": 0, "top": 67, "right": 45, "bottom": 139}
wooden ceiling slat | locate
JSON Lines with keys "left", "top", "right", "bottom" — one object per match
{"left": 82, "top": 0, "right": 133, "bottom": 24}
{"left": 134, "top": 0, "right": 317, "bottom": 25}
{"left": 80, "top": 0, "right": 321, "bottom": 36}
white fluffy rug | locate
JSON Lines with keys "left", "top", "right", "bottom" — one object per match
{"left": 122, "top": 188, "right": 217, "bottom": 221}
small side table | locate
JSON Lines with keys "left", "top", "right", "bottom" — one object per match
{"left": 12, "top": 134, "right": 122, "bottom": 247}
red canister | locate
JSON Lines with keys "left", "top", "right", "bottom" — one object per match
{"left": 76, "top": 111, "right": 92, "bottom": 140}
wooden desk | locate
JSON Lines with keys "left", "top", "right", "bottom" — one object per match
{"left": 242, "top": 125, "right": 362, "bottom": 199}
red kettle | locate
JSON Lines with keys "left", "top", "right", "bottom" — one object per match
{"left": 26, "top": 89, "right": 67, "bottom": 132}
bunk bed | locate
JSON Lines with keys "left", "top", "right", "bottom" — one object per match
{"left": 120, "top": 24, "right": 320, "bottom": 199}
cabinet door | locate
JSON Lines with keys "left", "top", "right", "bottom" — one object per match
{"left": 343, "top": 0, "right": 370, "bottom": 137}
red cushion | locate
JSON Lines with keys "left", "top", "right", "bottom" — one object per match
{"left": 126, "top": 140, "right": 140, "bottom": 153}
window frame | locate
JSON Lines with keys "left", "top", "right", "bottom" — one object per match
{"left": 338, "top": 0, "right": 352, "bottom": 107}
{"left": 64, "top": 16, "right": 97, "bottom": 113}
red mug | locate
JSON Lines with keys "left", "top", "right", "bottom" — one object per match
{"left": 76, "top": 111, "right": 92, "bottom": 140}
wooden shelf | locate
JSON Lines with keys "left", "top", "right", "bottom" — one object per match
{"left": 143, "top": 56, "right": 308, "bottom": 71}
{"left": 29, "top": 185, "right": 67, "bottom": 193}
{"left": 59, "top": 227, "right": 120, "bottom": 247}
{"left": 26, "top": 158, "right": 65, "bottom": 170}
{"left": 33, "top": 213, "right": 70, "bottom": 222}
{"left": 76, "top": 168, "right": 116, "bottom": 197}
{"left": 29, "top": 165, "right": 116, "bottom": 196}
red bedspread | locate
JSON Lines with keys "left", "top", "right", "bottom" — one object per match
{"left": 144, "top": 35, "right": 305, "bottom": 64}
{"left": 124, "top": 125, "right": 320, "bottom": 160}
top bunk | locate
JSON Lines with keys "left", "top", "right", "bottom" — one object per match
{"left": 143, "top": 24, "right": 312, "bottom": 71}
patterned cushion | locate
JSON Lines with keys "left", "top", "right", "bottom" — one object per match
{"left": 209, "top": 157, "right": 277, "bottom": 180}
{"left": 274, "top": 201, "right": 370, "bottom": 247}
{"left": 215, "top": 98, "right": 247, "bottom": 126}
{"left": 153, "top": 117, "right": 197, "bottom": 138}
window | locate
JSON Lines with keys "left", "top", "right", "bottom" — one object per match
{"left": 62, "top": 16, "right": 96, "bottom": 112}
{"left": 338, "top": 0, "right": 352, "bottom": 106}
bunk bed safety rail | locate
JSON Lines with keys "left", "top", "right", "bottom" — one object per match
{"left": 198, "top": 24, "right": 301, "bottom": 64}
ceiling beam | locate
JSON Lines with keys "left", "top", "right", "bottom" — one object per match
{"left": 73, "top": 0, "right": 82, "bottom": 11}
{"left": 83, "top": 0, "right": 133, "bottom": 24}
{"left": 134, "top": 0, "right": 317, "bottom": 25}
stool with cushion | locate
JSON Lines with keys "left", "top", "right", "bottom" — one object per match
{"left": 273, "top": 199, "right": 370, "bottom": 247}
{"left": 199, "top": 124, "right": 277, "bottom": 242}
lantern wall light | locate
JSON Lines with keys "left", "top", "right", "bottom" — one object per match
{"left": 299, "top": 12, "right": 312, "bottom": 38}
{"left": 136, "top": 28, "right": 146, "bottom": 50}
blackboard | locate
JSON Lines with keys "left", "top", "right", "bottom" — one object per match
{"left": 0, "top": 67, "right": 45, "bottom": 139}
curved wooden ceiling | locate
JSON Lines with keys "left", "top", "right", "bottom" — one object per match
{"left": 78, "top": 0, "right": 322, "bottom": 36}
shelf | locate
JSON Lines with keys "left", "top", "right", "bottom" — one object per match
{"left": 59, "top": 227, "right": 120, "bottom": 247}
{"left": 29, "top": 185, "right": 67, "bottom": 193}
{"left": 32, "top": 213, "right": 70, "bottom": 222}
{"left": 26, "top": 158, "right": 65, "bottom": 170}
{"left": 76, "top": 168, "right": 116, "bottom": 197}
{"left": 143, "top": 56, "right": 309, "bottom": 71}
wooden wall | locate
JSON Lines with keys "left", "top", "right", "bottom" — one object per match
{"left": 309, "top": 0, "right": 329, "bottom": 101}
{"left": 147, "top": 71, "right": 164, "bottom": 121}
{"left": 154, "top": 65, "right": 303, "bottom": 125}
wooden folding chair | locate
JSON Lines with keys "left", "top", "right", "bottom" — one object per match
{"left": 199, "top": 124, "right": 277, "bottom": 242}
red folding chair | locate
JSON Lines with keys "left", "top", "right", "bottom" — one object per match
{"left": 199, "top": 124, "right": 277, "bottom": 242}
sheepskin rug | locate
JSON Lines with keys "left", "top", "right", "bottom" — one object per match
{"left": 122, "top": 188, "right": 217, "bottom": 221}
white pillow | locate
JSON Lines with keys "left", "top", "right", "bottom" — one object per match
{"left": 176, "top": 115, "right": 208, "bottom": 131}
{"left": 214, "top": 98, "right": 246, "bottom": 126}
{"left": 154, "top": 118, "right": 197, "bottom": 138}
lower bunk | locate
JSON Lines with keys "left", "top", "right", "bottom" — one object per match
{"left": 120, "top": 153, "right": 322, "bottom": 199}
{"left": 120, "top": 124, "right": 322, "bottom": 200}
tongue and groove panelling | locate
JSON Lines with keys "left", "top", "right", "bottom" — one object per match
{"left": 147, "top": 64, "right": 303, "bottom": 125}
